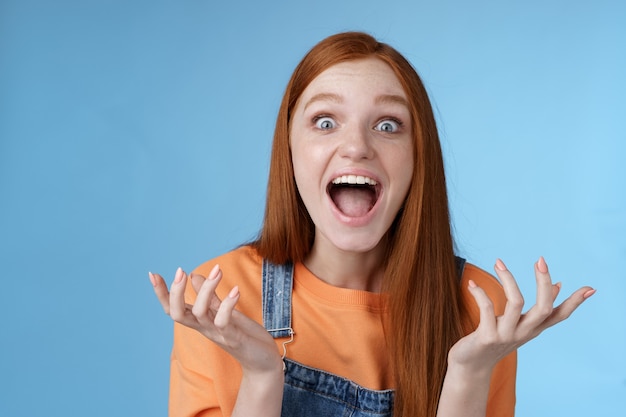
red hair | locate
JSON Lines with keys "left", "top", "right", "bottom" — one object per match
{"left": 253, "top": 32, "right": 467, "bottom": 417}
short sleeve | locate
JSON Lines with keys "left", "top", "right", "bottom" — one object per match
{"left": 460, "top": 263, "right": 518, "bottom": 417}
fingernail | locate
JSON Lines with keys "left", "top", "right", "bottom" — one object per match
{"left": 148, "top": 272, "right": 157, "bottom": 287}
{"left": 229, "top": 286, "right": 240, "bottom": 298}
{"left": 555, "top": 282, "right": 562, "bottom": 290}
{"left": 537, "top": 256, "right": 548, "bottom": 273}
{"left": 468, "top": 279, "right": 477, "bottom": 289}
{"left": 208, "top": 264, "right": 220, "bottom": 280}
{"left": 495, "top": 259, "right": 507, "bottom": 271}
{"left": 583, "top": 289, "right": 596, "bottom": 299}
{"left": 174, "top": 267, "right": 184, "bottom": 284}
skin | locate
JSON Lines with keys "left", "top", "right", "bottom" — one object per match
{"left": 150, "top": 266, "right": 284, "bottom": 417}
{"left": 290, "top": 58, "right": 414, "bottom": 292}
{"left": 150, "top": 57, "right": 595, "bottom": 417}
{"left": 438, "top": 257, "right": 595, "bottom": 416}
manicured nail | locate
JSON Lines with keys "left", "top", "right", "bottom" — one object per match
{"left": 537, "top": 256, "right": 548, "bottom": 273}
{"left": 148, "top": 272, "right": 157, "bottom": 287}
{"left": 495, "top": 259, "right": 507, "bottom": 271}
{"left": 228, "top": 286, "right": 240, "bottom": 298}
{"left": 468, "top": 279, "right": 477, "bottom": 289}
{"left": 583, "top": 289, "right": 596, "bottom": 299}
{"left": 174, "top": 267, "right": 184, "bottom": 284}
{"left": 208, "top": 264, "right": 220, "bottom": 280}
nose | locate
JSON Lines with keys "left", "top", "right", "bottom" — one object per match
{"left": 338, "top": 124, "right": 374, "bottom": 160}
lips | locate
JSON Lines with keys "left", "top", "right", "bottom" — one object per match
{"left": 327, "top": 174, "right": 381, "bottom": 218}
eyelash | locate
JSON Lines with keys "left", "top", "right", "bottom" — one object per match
{"left": 312, "top": 115, "right": 335, "bottom": 130}
{"left": 311, "top": 115, "right": 405, "bottom": 132}
{"left": 376, "top": 117, "right": 404, "bottom": 132}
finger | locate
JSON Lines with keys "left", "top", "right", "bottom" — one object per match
{"left": 191, "top": 273, "right": 206, "bottom": 294}
{"left": 467, "top": 280, "right": 497, "bottom": 337}
{"left": 523, "top": 257, "right": 555, "bottom": 327}
{"left": 552, "top": 282, "right": 562, "bottom": 302}
{"left": 213, "top": 286, "right": 241, "bottom": 335}
{"left": 149, "top": 272, "right": 172, "bottom": 314}
{"left": 540, "top": 286, "right": 595, "bottom": 330}
{"left": 191, "top": 264, "right": 220, "bottom": 294}
{"left": 169, "top": 267, "right": 193, "bottom": 324}
{"left": 192, "top": 266, "right": 223, "bottom": 322}
{"left": 493, "top": 259, "right": 525, "bottom": 332}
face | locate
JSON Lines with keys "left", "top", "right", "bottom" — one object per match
{"left": 290, "top": 57, "right": 414, "bottom": 255}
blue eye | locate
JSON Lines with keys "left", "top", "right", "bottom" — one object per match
{"left": 314, "top": 116, "right": 336, "bottom": 130}
{"left": 375, "top": 119, "right": 401, "bottom": 133}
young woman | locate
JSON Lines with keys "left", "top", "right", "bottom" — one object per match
{"left": 149, "top": 32, "right": 595, "bottom": 417}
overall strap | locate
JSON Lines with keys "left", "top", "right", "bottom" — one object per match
{"left": 262, "top": 258, "right": 295, "bottom": 339}
{"left": 261, "top": 256, "right": 465, "bottom": 337}
{"left": 455, "top": 256, "right": 466, "bottom": 280}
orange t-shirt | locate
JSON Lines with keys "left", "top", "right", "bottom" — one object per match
{"left": 169, "top": 246, "right": 516, "bottom": 416}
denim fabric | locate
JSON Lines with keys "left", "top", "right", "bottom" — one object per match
{"left": 282, "top": 359, "right": 394, "bottom": 417}
{"left": 261, "top": 257, "right": 466, "bottom": 417}
{"left": 262, "top": 258, "right": 294, "bottom": 338}
{"left": 262, "top": 259, "right": 393, "bottom": 416}
{"left": 455, "top": 257, "right": 466, "bottom": 281}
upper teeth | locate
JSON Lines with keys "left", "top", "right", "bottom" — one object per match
{"left": 331, "top": 175, "right": 378, "bottom": 186}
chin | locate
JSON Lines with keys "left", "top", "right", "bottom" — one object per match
{"left": 328, "top": 232, "right": 386, "bottom": 255}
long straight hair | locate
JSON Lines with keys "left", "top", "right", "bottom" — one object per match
{"left": 252, "top": 32, "right": 467, "bottom": 417}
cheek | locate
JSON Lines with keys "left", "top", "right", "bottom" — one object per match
{"left": 392, "top": 148, "right": 415, "bottom": 204}
{"left": 291, "top": 137, "right": 325, "bottom": 178}
{"left": 291, "top": 150, "right": 315, "bottom": 197}
{"left": 291, "top": 149, "right": 329, "bottom": 214}
{"left": 290, "top": 142, "right": 308, "bottom": 181}
{"left": 289, "top": 125, "right": 309, "bottom": 169}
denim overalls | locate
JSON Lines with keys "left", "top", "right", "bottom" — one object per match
{"left": 261, "top": 257, "right": 466, "bottom": 417}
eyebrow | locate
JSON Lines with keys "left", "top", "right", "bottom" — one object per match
{"left": 375, "top": 94, "right": 409, "bottom": 108}
{"left": 303, "top": 93, "right": 343, "bottom": 111}
{"left": 303, "top": 92, "right": 409, "bottom": 111}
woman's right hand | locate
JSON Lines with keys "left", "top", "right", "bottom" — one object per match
{"left": 149, "top": 265, "right": 283, "bottom": 376}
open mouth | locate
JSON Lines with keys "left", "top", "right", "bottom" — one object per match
{"left": 327, "top": 175, "right": 381, "bottom": 217}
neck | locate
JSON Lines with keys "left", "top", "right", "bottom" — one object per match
{"left": 303, "top": 236, "right": 387, "bottom": 292}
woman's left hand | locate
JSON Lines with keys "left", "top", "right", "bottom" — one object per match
{"left": 448, "top": 257, "right": 595, "bottom": 373}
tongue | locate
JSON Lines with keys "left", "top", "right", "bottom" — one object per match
{"left": 332, "top": 187, "right": 375, "bottom": 217}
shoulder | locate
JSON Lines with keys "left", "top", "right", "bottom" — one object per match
{"left": 186, "top": 245, "right": 264, "bottom": 312}
{"left": 459, "top": 262, "right": 508, "bottom": 329}
{"left": 192, "top": 244, "right": 263, "bottom": 278}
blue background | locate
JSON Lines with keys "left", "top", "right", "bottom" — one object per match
{"left": 1, "top": 0, "right": 624, "bottom": 415}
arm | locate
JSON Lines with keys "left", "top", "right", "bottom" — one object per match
{"left": 436, "top": 257, "right": 595, "bottom": 417}
{"left": 150, "top": 265, "right": 284, "bottom": 417}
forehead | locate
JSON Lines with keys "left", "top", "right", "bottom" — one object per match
{"left": 301, "top": 57, "right": 406, "bottom": 99}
